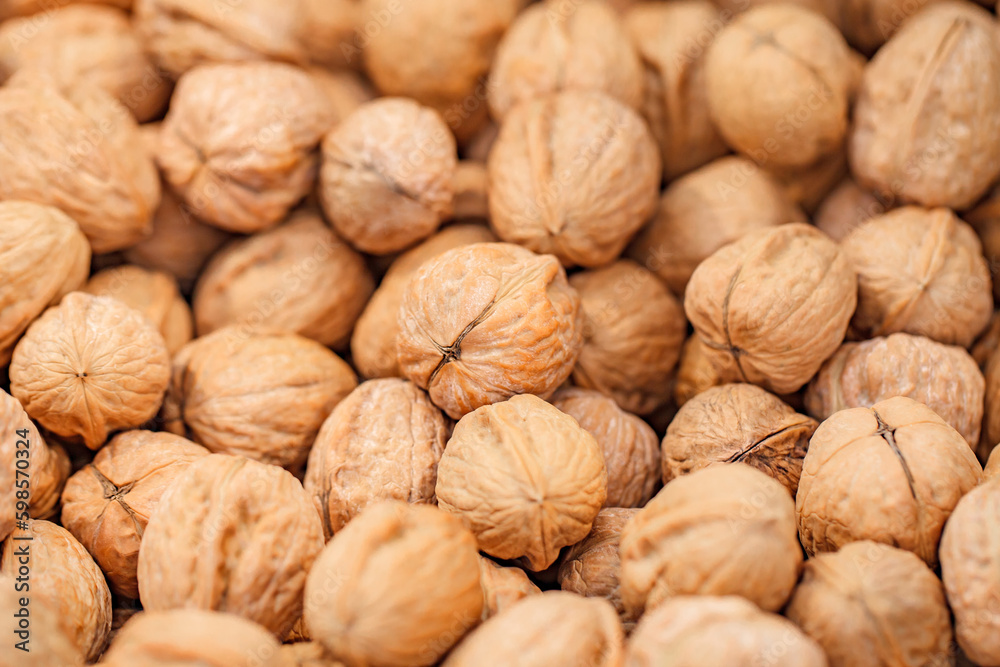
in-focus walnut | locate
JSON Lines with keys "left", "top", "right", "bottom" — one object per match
{"left": 435, "top": 394, "right": 607, "bottom": 570}
{"left": 986, "top": 447, "right": 1000, "bottom": 480}
{"left": 1, "top": 520, "right": 111, "bottom": 661}
{"left": 10, "top": 292, "right": 170, "bottom": 450}
{"left": 814, "top": 177, "right": 886, "bottom": 241}
{"left": 0, "top": 201, "right": 90, "bottom": 365}
{"left": 487, "top": 91, "right": 661, "bottom": 268}
{"left": 673, "top": 335, "right": 744, "bottom": 406}
{"left": 161, "top": 328, "right": 357, "bottom": 469}
{"left": 397, "top": 243, "right": 582, "bottom": 419}
{"left": 442, "top": 592, "right": 624, "bottom": 667}
{"left": 193, "top": 210, "right": 373, "bottom": 349}
{"left": 843, "top": 207, "right": 992, "bottom": 347}
{"left": 157, "top": 62, "right": 334, "bottom": 234}
{"left": 478, "top": 556, "right": 541, "bottom": 620}
{"left": 304, "top": 500, "right": 482, "bottom": 667}
{"left": 619, "top": 464, "right": 802, "bottom": 616}
{"left": 806, "top": 333, "right": 985, "bottom": 446}
{"left": 684, "top": 223, "right": 857, "bottom": 395}
{"left": 137, "top": 454, "right": 324, "bottom": 637}
{"left": 796, "top": 396, "right": 982, "bottom": 566}
{"left": 318, "top": 97, "right": 457, "bottom": 255}
{"left": 550, "top": 388, "right": 659, "bottom": 508}
{"left": 0, "top": 574, "right": 83, "bottom": 666}
{"left": 627, "top": 156, "right": 802, "bottom": 296}
{"left": 280, "top": 642, "right": 347, "bottom": 667}
{"left": 850, "top": 2, "right": 1000, "bottom": 209}
{"left": 786, "top": 541, "right": 953, "bottom": 667}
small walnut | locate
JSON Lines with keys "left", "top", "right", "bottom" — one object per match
{"left": 397, "top": 243, "right": 582, "bottom": 419}
{"left": 673, "top": 335, "right": 744, "bottom": 406}
{"left": 137, "top": 454, "right": 324, "bottom": 637}
{"left": 280, "top": 641, "right": 346, "bottom": 667}
{"left": 10, "top": 292, "right": 170, "bottom": 450}
{"left": 478, "top": 556, "right": 541, "bottom": 620}
{"left": 304, "top": 501, "right": 482, "bottom": 667}
{"left": 814, "top": 177, "right": 886, "bottom": 242}
{"left": 436, "top": 394, "right": 607, "bottom": 570}
{"left": 796, "top": 396, "right": 983, "bottom": 566}
{"left": 318, "top": 98, "right": 457, "bottom": 255}
{"left": 0, "top": 574, "right": 83, "bottom": 666}
{"left": 487, "top": 91, "right": 661, "bottom": 268}
{"left": 986, "top": 447, "right": 1000, "bottom": 480}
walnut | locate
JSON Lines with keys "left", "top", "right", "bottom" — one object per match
{"left": 710, "top": 0, "right": 842, "bottom": 23}
{"left": 627, "top": 156, "right": 802, "bottom": 296}
{"left": 766, "top": 141, "right": 849, "bottom": 214}
{"left": 304, "top": 500, "right": 482, "bottom": 667}
{"left": 478, "top": 556, "right": 541, "bottom": 620}
{"left": 280, "top": 642, "right": 346, "bottom": 667}
{"left": 0, "top": 574, "right": 83, "bottom": 666}
{"left": 1, "top": 0, "right": 132, "bottom": 20}
{"left": 971, "top": 311, "right": 1000, "bottom": 370}
{"left": 193, "top": 210, "right": 373, "bottom": 349}
{"left": 986, "top": 447, "right": 1000, "bottom": 480}
{"left": 0, "top": 201, "right": 90, "bottom": 365}
{"left": 673, "top": 335, "right": 743, "bottom": 406}
{"left": 435, "top": 394, "right": 607, "bottom": 570}
{"left": 814, "top": 177, "right": 886, "bottom": 242}
{"left": 161, "top": 328, "right": 357, "bottom": 470}
{"left": 9, "top": 292, "right": 170, "bottom": 450}
{"left": 806, "top": 333, "right": 985, "bottom": 446}
{"left": 442, "top": 592, "right": 624, "bottom": 667}
{"left": 843, "top": 207, "right": 992, "bottom": 347}
{"left": 785, "top": 541, "right": 953, "bottom": 667}
{"left": 318, "top": 98, "right": 457, "bottom": 255}
{"left": 839, "top": 0, "right": 946, "bottom": 54}
{"left": 619, "top": 464, "right": 802, "bottom": 616}
{"left": 157, "top": 62, "right": 334, "bottom": 234}
{"left": 796, "top": 396, "right": 983, "bottom": 566}
{"left": 297, "top": 0, "right": 360, "bottom": 70}
{"left": 397, "top": 243, "right": 582, "bottom": 419}
{"left": 850, "top": 2, "right": 1000, "bottom": 209}
{"left": 966, "top": 184, "right": 1000, "bottom": 303}
{"left": 550, "top": 388, "right": 659, "bottom": 508}
{"left": 487, "top": 91, "right": 661, "bottom": 268}
{"left": 137, "top": 454, "right": 324, "bottom": 637}
{"left": 684, "top": 223, "right": 857, "bottom": 395}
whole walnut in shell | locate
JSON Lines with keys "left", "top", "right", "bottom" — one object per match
{"left": 397, "top": 243, "right": 582, "bottom": 419}
{"left": 436, "top": 394, "right": 607, "bottom": 570}
{"left": 814, "top": 177, "right": 886, "bottom": 242}
{"left": 10, "top": 292, "right": 170, "bottom": 450}
{"left": 137, "top": 454, "right": 324, "bottom": 638}
{"left": 796, "top": 396, "right": 983, "bottom": 566}
{"left": 304, "top": 500, "right": 482, "bottom": 667}
{"left": 318, "top": 98, "right": 457, "bottom": 255}
{"left": 619, "top": 464, "right": 802, "bottom": 616}
{"left": 61, "top": 430, "right": 210, "bottom": 598}
{"left": 684, "top": 223, "right": 857, "bottom": 395}
{"left": 786, "top": 541, "right": 953, "bottom": 667}
{"left": 843, "top": 207, "right": 992, "bottom": 348}
{"left": 487, "top": 91, "right": 661, "bottom": 268}
{"left": 478, "top": 556, "right": 541, "bottom": 620}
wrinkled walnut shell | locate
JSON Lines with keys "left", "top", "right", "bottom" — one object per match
{"left": 0, "top": 573, "right": 83, "bottom": 666}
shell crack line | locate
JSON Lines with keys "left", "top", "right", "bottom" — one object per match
{"left": 872, "top": 409, "right": 917, "bottom": 500}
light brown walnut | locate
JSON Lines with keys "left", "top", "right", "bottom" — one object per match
{"left": 297, "top": 0, "right": 360, "bottom": 70}
{"left": 478, "top": 556, "right": 541, "bottom": 621}
{"left": 0, "top": 574, "right": 83, "bottom": 666}
{"left": 673, "top": 335, "right": 744, "bottom": 406}
{"left": 767, "top": 142, "right": 849, "bottom": 214}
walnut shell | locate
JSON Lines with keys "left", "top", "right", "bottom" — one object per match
{"left": 0, "top": 573, "right": 83, "bottom": 666}
{"left": 550, "top": 388, "right": 660, "bottom": 508}
{"left": 785, "top": 541, "right": 953, "bottom": 667}
{"left": 971, "top": 311, "right": 1000, "bottom": 370}
{"left": 307, "top": 67, "right": 375, "bottom": 126}
{"left": 280, "top": 641, "right": 347, "bottom": 667}
{"left": 814, "top": 177, "right": 886, "bottom": 242}
{"left": 1, "top": 0, "right": 132, "bottom": 20}
{"left": 711, "top": 0, "right": 842, "bottom": 23}
{"left": 478, "top": 556, "right": 541, "bottom": 621}
{"left": 397, "top": 243, "right": 582, "bottom": 419}
{"left": 619, "top": 463, "right": 802, "bottom": 616}
{"left": 986, "top": 447, "right": 1000, "bottom": 480}
{"left": 435, "top": 394, "right": 607, "bottom": 570}
{"left": 487, "top": 91, "right": 661, "bottom": 268}
{"left": 767, "top": 141, "right": 849, "bottom": 214}
{"left": 318, "top": 97, "right": 457, "bottom": 255}
{"left": 673, "top": 335, "right": 744, "bottom": 406}
{"left": 10, "top": 292, "right": 170, "bottom": 450}
{"left": 684, "top": 223, "right": 857, "bottom": 395}
{"left": 966, "top": 185, "right": 1000, "bottom": 303}
{"left": 981, "top": 347, "right": 1000, "bottom": 465}
{"left": 137, "top": 454, "right": 324, "bottom": 637}
{"left": 304, "top": 500, "right": 482, "bottom": 667}
{"left": 297, "top": 0, "right": 359, "bottom": 70}
{"left": 839, "top": 0, "right": 946, "bottom": 53}
{"left": 796, "top": 396, "right": 983, "bottom": 566}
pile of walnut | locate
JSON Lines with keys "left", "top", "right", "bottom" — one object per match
{"left": 3, "top": 0, "right": 1000, "bottom": 665}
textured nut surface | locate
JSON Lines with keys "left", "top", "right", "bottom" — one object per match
{"left": 986, "top": 447, "right": 1000, "bottom": 480}
{"left": 673, "top": 335, "right": 744, "bottom": 406}
{"left": 839, "top": 0, "right": 945, "bottom": 53}
{"left": 435, "top": 394, "right": 607, "bottom": 570}
{"left": 814, "top": 177, "right": 885, "bottom": 242}
{"left": 0, "top": 573, "right": 83, "bottom": 666}
{"left": 478, "top": 556, "right": 541, "bottom": 620}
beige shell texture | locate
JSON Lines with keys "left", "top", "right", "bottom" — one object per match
{"left": 193, "top": 210, "right": 374, "bottom": 349}
{"left": 619, "top": 464, "right": 802, "bottom": 616}
{"left": 157, "top": 62, "right": 334, "bottom": 233}
{"left": 61, "top": 430, "right": 210, "bottom": 599}
{"left": 161, "top": 328, "right": 357, "bottom": 469}
{"left": 435, "top": 394, "right": 607, "bottom": 570}
{"left": 0, "top": 573, "right": 84, "bottom": 666}
{"left": 487, "top": 91, "right": 661, "bottom": 268}
{"left": 785, "top": 541, "right": 953, "bottom": 667}
{"left": 684, "top": 223, "right": 857, "bottom": 395}
{"left": 137, "top": 454, "right": 325, "bottom": 638}
{"left": 796, "top": 396, "right": 983, "bottom": 566}
{"left": 986, "top": 447, "right": 1000, "bottom": 480}
{"left": 304, "top": 501, "right": 483, "bottom": 667}
{"left": 843, "top": 207, "right": 992, "bottom": 348}
{"left": 478, "top": 556, "right": 541, "bottom": 620}
{"left": 9, "top": 292, "right": 170, "bottom": 450}
{"left": 568, "top": 261, "right": 686, "bottom": 416}
{"left": 550, "top": 388, "right": 660, "bottom": 508}
{"left": 319, "top": 97, "right": 457, "bottom": 255}
{"left": 0, "top": 200, "right": 90, "bottom": 366}
{"left": 442, "top": 592, "right": 624, "bottom": 667}
{"left": 397, "top": 243, "right": 582, "bottom": 419}
{"left": 814, "top": 177, "right": 886, "bottom": 242}
{"left": 673, "top": 335, "right": 744, "bottom": 406}
{"left": 303, "top": 378, "right": 449, "bottom": 539}
{"left": 805, "top": 333, "right": 985, "bottom": 446}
